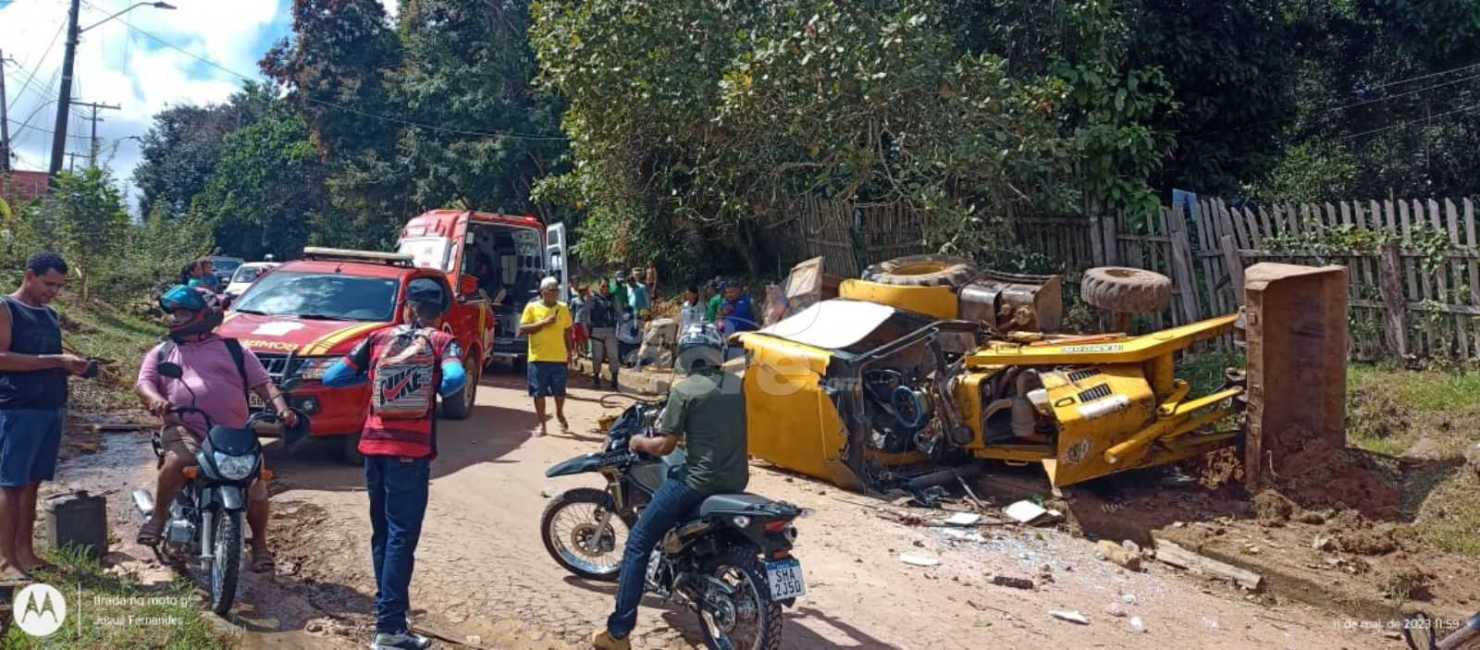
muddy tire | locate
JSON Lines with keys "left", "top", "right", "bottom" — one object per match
{"left": 697, "top": 548, "right": 784, "bottom": 650}
{"left": 862, "top": 254, "right": 977, "bottom": 289}
{"left": 209, "top": 510, "right": 243, "bottom": 616}
{"left": 1080, "top": 266, "right": 1173, "bottom": 314}
{"left": 540, "top": 488, "right": 627, "bottom": 581}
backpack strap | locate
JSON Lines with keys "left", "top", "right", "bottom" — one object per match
{"left": 222, "top": 338, "right": 252, "bottom": 403}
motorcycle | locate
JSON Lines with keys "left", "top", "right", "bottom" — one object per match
{"left": 1402, "top": 610, "right": 1480, "bottom": 650}
{"left": 130, "top": 361, "right": 305, "bottom": 616}
{"left": 540, "top": 401, "right": 806, "bottom": 650}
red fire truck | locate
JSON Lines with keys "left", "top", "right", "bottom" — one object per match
{"left": 396, "top": 210, "right": 568, "bottom": 369}
{"left": 220, "top": 246, "right": 496, "bottom": 463}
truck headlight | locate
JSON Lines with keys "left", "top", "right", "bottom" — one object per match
{"left": 212, "top": 452, "right": 257, "bottom": 481}
{"left": 296, "top": 357, "right": 334, "bottom": 381}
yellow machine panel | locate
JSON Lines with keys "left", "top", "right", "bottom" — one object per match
{"left": 737, "top": 334, "right": 865, "bottom": 490}
{"left": 838, "top": 280, "right": 959, "bottom": 321}
{"left": 1041, "top": 366, "right": 1156, "bottom": 486}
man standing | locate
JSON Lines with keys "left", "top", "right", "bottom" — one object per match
{"left": 626, "top": 269, "right": 651, "bottom": 314}
{"left": 180, "top": 257, "right": 220, "bottom": 292}
{"left": 568, "top": 283, "right": 592, "bottom": 372}
{"left": 519, "top": 277, "right": 573, "bottom": 436}
{"left": 704, "top": 279, "right": 726, "bottom": 324}
{"left": 0, "top": 252, "right": 91, "bottom": 580}
{"left": 587, "top": 282, "right": 620, "bottom": 389}
{"left": 717, "top": 283, "right": 757, "bottom": 335}
{"left": 321, "top": 279, "right": 467, "bottom": 650}
{"left": 134, "top": 285, "right": 297, "bottom": 573}
{"left": 591, "top": 327, "right": 748, "bottom": 650}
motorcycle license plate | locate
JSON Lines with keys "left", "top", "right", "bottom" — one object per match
{"left": 765, "top": 558, "right": 806, "bottom": 601}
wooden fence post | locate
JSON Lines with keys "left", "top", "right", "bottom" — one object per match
{"left": 1089, "top": 216, "right": 1106, "bottom": 267}
{"left": 1167, "top": 205, "right": 1202, "bottom": 324}
{"left": 1379, "top": 241, "right": 1410, "bottom": 358}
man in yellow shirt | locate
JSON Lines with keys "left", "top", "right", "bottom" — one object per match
{"left": 519, "top": 277, "right": 573, "bottom": 436}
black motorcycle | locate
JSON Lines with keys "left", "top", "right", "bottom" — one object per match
{"left": 540, "top": 402, "right": 805, "bottom": 650}
{"left": 131, "top": 361, "right": 303, "bottom": 615}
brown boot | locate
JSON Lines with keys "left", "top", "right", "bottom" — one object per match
{"left": 591, "top": 630, "right": 630, "bottom": 650}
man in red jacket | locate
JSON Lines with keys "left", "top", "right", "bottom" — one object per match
{"left": 322, "top": 278, "right": 467, "bottom": 650}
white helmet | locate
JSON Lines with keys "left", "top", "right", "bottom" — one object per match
{"left": 675, "top": 324, "right": 725, "bottom": 374}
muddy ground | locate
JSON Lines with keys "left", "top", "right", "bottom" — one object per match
{"left": 43, "top": 373, "right": 1412, "bottom": 649}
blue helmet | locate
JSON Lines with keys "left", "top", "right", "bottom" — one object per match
{"left": 159, "top": 285, "right": 223, "bottom": 337}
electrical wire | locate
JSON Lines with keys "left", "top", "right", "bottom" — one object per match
{"left": 1337, "top": 101, "right": 1480, "bottom": 141}
{"left": 5, "top": 19, "right": 65, "bottom": 113}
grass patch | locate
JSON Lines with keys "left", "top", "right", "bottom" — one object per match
{"left": 2, "top": 547, "right": 230, "bottom": 649}
{"left": 51, "top": 294, "right": 164, "bottom": 413}
{"left": 1177, "top": 350, "right": 1244, "bottom": 397}
{"left": 1348, "top": 364, "right": 1480, "bottom": 413}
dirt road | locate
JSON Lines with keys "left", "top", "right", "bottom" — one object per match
{"left": 57, "top": 374, "right": 1395, "bottom": 649}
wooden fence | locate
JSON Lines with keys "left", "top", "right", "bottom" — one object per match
{"left": 1014, "top": 198, "right": 1480, "bottom": 361}
{"left": 782, "top": 197, "right": 925, "bottom": 276}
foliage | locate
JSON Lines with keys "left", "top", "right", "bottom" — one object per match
{"left": 531, "top": 0, "right": 1171, "bottom": 278}
{"left": 192, "top": 109, "right": 325, "bottom": 260}
{"left": 132, "top": 83, "right": 276, "bottom": 219}
{"left": 1249, "top": 141, "right": 1359, "bottom": 203}
{"left": 26, "top": 169, "right": 131, "bottom": 301}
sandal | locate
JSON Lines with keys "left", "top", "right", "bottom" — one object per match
{"left": 250, "top": 549, "right": 276, "bottom": 574}
{"left": 136, "top": 521, "right": 165, "bottom": 547}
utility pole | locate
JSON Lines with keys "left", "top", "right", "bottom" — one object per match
{"left": 1, "top": 49, "right": 14, "bottom": 173}
{"left": 48, "top": 0, "right": 81, "bottom": 182}
{"left": 65, "top": 151, "right": 85, "bottom": 173}
{"left": 71, "top": 100, "right": 119, "bottom": 168}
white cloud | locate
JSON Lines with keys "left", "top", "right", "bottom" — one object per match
{"left": 383, "top": 0, "right": 398, "bottom": 21}
{"left": 1, "top": 0, "right": 286, "bottom": 211}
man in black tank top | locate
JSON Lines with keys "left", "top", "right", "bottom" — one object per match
{"left": 0, "top": 252, "right": 90, "bottom": 580}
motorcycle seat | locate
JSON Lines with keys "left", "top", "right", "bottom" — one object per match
{"left": 698, "top": 493, "right": 774, "bottom": 517}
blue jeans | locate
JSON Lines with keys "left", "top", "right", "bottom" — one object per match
{"left": 527, "top": 361, "right": 568, "bottom": 397}
{"left": 365, "top": 456, "right": 431, "bottom": 634}
{"left": 607, "top": 474, "right": 707, "bottom": 639}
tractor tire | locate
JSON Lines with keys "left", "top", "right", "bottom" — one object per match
{"left": 861, "top": 254, "right": 977, "bottom": 289}
{"left": 1080, "top": 267, "right": 1173, "bottom": 314}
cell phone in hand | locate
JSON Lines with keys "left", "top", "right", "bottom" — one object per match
{"left": 81, "top": 359, "right": 100, "bottom": 379}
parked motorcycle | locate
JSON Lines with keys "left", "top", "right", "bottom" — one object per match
{"left": 540, "top": 402, "right": 805, "bottom": 650}
{"left": 131, "top": 361, "right": 305, "bottom": 615}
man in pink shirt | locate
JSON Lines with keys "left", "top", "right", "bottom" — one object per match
{"left": 134, "top": 286, "right": 296, "bottom": 573}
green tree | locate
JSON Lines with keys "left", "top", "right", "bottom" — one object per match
{"left": 27, "top": 169, "right": 131, "bottom": 301}
{"left": 132, "top": 83, "right": 277, "bottom": 218}
{"left": 192, "top": 109, "right": 327, "bottom": 260}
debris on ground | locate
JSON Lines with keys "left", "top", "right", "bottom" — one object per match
{"left": 899, "top": 553, "right": 941, "bottom": 567}
{"left": 1004, "top": 500, "right": 1062, "bottom": 526}
{"left": 1333, "top": 525, "right": 1398, "bottom": 556}
{"left": 1095, "top": 539, "right": 1142, "bottom": 571}
{"left": 1050, "top": 610, "right": 1089, "bottom": 625}
{"left": 1128, "top": 616, "right": 1147, "bottom": 633}
{"left": 990, "top": 575, "right": 1035, "bottom": 590}
{"left": 1152, "top": 537, "right": 1263, "bottom": 591}
{"left": 1252, "top": 490, "right": 1295, "bottom": 526}
{"left": 1103, "top": 603, "right": 1127, "bottom": 618}
{"left": 945, "top": 512, "right": 982, "bottom": 526}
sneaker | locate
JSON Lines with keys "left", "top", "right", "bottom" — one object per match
{"left": 591, "top": 630, "right": 630, "bottom": 650}
{"left": 371, "top": 631, "right": 432, "bottom": 650}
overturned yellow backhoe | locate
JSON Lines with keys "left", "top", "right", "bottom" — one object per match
{"left": 737, "top": 257, "right": 1347, "bottom": 493}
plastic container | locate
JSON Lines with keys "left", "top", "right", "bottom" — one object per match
{"left": 45, "top": 490, "right": 108, "bottom": 559}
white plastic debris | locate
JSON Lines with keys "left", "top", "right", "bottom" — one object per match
{"left": 899, "top": 553, "right": 941, "bottom": 567}
{"left": 1005, "top": 500, "right": 1050, "bottom": 524}
{"left": 1121, "top": 593, "right": 1136, "bottom": 605}
{"left": 945, "top": 512, "right": 983, "bottom": 526}
{"left": 1050, "top": 610, "right": 1090, "bottom": 625}
{"left": 1129, "top": 616, "right": 1146, "bottom": 633}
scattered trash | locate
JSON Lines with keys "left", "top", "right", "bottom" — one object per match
{"left": 1128, "top": 616, "right": 1146, "bottom": 633}
{"left": 1104, "top": 603, "right": 1127, "bottom": 618}
{"left": 1171, "top": 521, "right": 1186, "bottom": 528}
{"left": 911, "top": 486, "right": 950, "bottom": 508}
{"left": 945, "top": 512, "right": 983, "bottom": 526}
{"left": 1050, "top": 610, "right": 1090, "bottom": 625}
{"left": 1121, "top": 593, "right": 1136, "bottom": 605}
{"left": 1153, "top": 537, "right": 1263, "bottom": 591}
{"left": 941, "top": 529, "right": 986, "bottom": 543}
{"left": 991, "top": 575, "right": 1035, "bottom": 590}
{"left": 899, "top": 552, "right": 941, "bottom": 567}
{"left": 1004, "top": 500, "right": 1062, "bottom": 526}
{"left": 1096, "top": 539, "right": 1142, "bottom": 571}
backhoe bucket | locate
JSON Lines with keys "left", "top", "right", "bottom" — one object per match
{"left": 1240, "top": 263, "right": 1348, "bottom": 489}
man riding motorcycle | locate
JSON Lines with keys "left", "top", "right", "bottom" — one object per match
{"left": 134, "top": 285, "right": 298, "bottom": 573}
{"left": 593, "top": 326, "right": 748, "bottom": 650}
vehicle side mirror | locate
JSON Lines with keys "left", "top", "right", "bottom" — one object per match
{"left": 458, "top": 275, "right": 478, "bottom": 298}
{"left": 158, "top": 362, "right": 184, "bottom": 379}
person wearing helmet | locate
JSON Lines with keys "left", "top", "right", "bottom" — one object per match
{"left": 321, "top": 277, "right": 466, "bottom": 650}
{"left": 134, "top": 284, "right": 298, "bottom": 574}
{"left": 592, "top": 324, "right": 748, "bottom": 650}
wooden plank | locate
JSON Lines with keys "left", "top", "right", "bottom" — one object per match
{"left": 1241, "top": 206, "right": 1262, "bottom": 248}
{"left": 1255, "top": 206, "right": 1274, "bottom": 242}
{"left": 1407, "top": 199, "right": 1435, "bottom": 356}
{"left": 1167, "top": 205, "right": 1202, "bottom": 325}
{"left": 1379, "top": 241, "right": 1410, "bottom": 358}
{"left": 1230, "top": 203, "right": 1252, "bottom": 249}
{"left": 1221, "top": 235, "right": 1245, "bottom": 306}
{"left": 1192, "top": 203, "right": 1223, "bottom": 316}
{"left": 1467, "top": 199, "right": 1480, "bottom": 357}
{"left": 1089, "top": 216, "right": 1105, "bottom": 267}
{"left": 1443, "top": 198, "right": 1469, "bottom": 356}
{"left": 1153, "top": 537, "right": 1263, "bottom": 591}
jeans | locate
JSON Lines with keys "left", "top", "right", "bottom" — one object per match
{"left": 607, "top": 475, "right": 707, "bottom": 639}
{"left": 365, "top": 456, "right": 431, "bottom": 635}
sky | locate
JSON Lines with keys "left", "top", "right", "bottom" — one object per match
{"left": 0, "top": 0, "right": 399, "bottom": 212}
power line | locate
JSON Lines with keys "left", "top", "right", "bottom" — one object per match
{"left": 5, "top": 20, "right": 65, "bottom": 113}
{"left": 6, "top": 118, "right": 91, "bottom": 140}
{"left": 1338, "top": 101, "right": 1480, "bottom": 141}
{"left": 1363, "top": 61, "right": 1480, "bottom": 93}
{"left": 82, "top": 1, "right": 568, "bottom": 144}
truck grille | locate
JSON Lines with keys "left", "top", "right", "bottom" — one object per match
{"left": 1077, "top": 383, "right": 1112, "bottom": 403}
{"left": 1067, "top": 368, "right": 1101, "bottom": 382}
{"left": 256, "top": 354, "right": 303, "bottom": 383}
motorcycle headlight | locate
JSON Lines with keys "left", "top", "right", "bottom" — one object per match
{"left": 212, "top": 452, "right": 257, "bottom": 481}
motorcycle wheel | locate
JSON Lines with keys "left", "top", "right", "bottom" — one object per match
{"left": 209, "top": 510, "right": 244, "bottom": 616}
{"left": 697, "top": 549, "right": 783, "bottom": 650}
{"left": 540, "top": 488, "right": 628, "bottom": 581}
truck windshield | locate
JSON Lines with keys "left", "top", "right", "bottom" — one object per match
{"left": 233, "top": 272, "right": 399, "bottom": 322}
{"left": 231, "top": 265, "right": 266, "bottom": 284}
